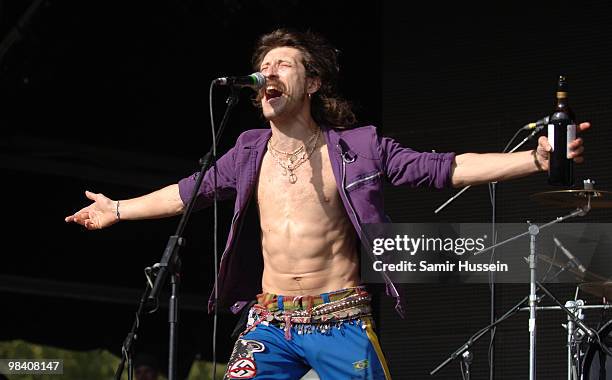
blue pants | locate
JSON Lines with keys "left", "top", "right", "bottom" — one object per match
{"left": 224, "top": 289, "right": 391, "bottom": 379}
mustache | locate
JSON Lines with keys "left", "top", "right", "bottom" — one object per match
{"left": 264, "top": 80, "right": 285, "bottom": 92}
{"left": 254, "top": 81, "right": 285, "bottom": 104}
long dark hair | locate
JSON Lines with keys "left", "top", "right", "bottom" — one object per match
{"left": 252, "top": 28, "right": 356, "bottom": 128}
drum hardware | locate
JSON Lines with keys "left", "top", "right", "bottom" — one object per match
{"left": 518, "top": 259, "right": 612, "bottom": 379}
{"left": 517, "top": 301, "right": 612, "bottom": 380}
{"left": 582, "top": 319, "right": 612, "bottom": 379}
{"left": 530, "top": 180, "right": 612, "bottom": 209}
{"left": 470, "top": 208, "right": 592, "bottom": 379}
{"left": 532, "top": 253, "right": 609, "bottom": 284}
{"left": 460, "top": 350, "right": 473, "bottom": 380}
{"left": 432, "top": 180, "right": 609, "bottom": 379}
{"left": 517, "top": 260, "right": 612, "bottom": 380}
{"left": 580, "top": 282, "right": 612, "bottom": 301}
{"left": 558, "top": 299, "right": 587, "bottom": 380}
{"left": 433, "top": 209, "right": 591, "bottom": 379}
{"left": 566, "top": 300, "right": 587, "bottom": 380}
{"left": 517, "top": 304, "right": 612, "bottom": 312}
{"left": 431, "top": 290, "right": 535, "bottom": 377}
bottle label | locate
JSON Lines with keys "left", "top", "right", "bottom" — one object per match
{"left": 548, "top": 123, "right": 576, "bottom": 158}
{"left": 567, "top": 124, "right": 576, "bottom": 159}
{"left": 548, "top": 124, "right": 555, "bottom": 151}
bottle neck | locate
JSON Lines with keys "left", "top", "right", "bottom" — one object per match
{"left": 554, "top": 93, "right": 574, "bottom": 120}
{"left": 556, "top": 96, "right": 568, "bottom": 107}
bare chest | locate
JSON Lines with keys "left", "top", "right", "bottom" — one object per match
{"left": 256, "top": 144, "right": 342, "bottom": 213}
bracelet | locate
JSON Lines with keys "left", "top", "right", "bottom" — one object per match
{"left": 532, "top": 149, "right": 545, "bottom": 172}
{"left": 116, "top": 200, "right": 121, "bottom": 221}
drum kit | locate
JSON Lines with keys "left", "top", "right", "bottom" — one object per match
{"left": 530, "top": 180, "right": 612, "bottom": 380}
{"left": 432, "top": 179, "right": 612, "bottom": 380}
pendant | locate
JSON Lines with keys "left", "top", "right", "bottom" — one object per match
{"left": 282, "top": 168, "right": 287, "bottom": 176}
{"left": 289, "top": 154, "right": 298, "bottom": 163}
{"left": 289, "top": 173, "right": 297, "bottom": 184}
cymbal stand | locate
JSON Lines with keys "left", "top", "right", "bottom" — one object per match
{"left": 460, "top": 350, "right": 473, "bottom": 380}
{"left": 565, "top": 299, "right": 586, "bottom": 380}
{"left": 472, "top": 200, "right": 591, "bottom": 380}
{"left": 517, "top": 302, "right": 612, "bottom": 379}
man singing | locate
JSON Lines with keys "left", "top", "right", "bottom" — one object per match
{"left": 66, "top": 29, "right": 588, "bottom": 379}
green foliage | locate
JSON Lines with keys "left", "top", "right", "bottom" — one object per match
{"left": 187, "top": 361, "right": 225, "bottom": 380}
{"left": 0, "top": 340, "right": 225, "bottom": 380}
{"left": 0, "top": 340, "right": 120, "bottom": 380}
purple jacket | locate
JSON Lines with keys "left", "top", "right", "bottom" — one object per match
{"left": 178, "top": 125, "right": 455, "bottom": 316}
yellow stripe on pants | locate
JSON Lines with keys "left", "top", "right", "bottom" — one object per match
{"left": 364, "top": 318, "right": 392, "bottom": 380}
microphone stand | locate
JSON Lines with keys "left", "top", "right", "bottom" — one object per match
{"left": 114, "top": 279, "right": 153, "bottom": 380}
{"left": 113, "top": 85, "right": 241, "bottom": 380}
{"left": 431, "top": 288, "right": 538, "bottom": 376}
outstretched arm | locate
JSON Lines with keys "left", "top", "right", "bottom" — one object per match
{"left": 451, "top": 122, "right": 589, "bottom": 187}
{"left": 65, "top": 141, "right": 240, "bottom": 230}
{"left": 64, "top": 184, "right": 184, "bottom": 230}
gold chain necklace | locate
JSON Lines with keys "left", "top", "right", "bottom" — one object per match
{"left": 267, "top": 128, "right": 321, "bottom": 184}
{"left": 267, "top": 130, "right": 318, "bottom": 164}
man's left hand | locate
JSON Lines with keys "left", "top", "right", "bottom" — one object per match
{"left": 534, "top": 122, "right": 590, "bottom": 171}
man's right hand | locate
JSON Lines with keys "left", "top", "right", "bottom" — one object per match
{"left": 65, "top": 190, "right": 119, "bottom": 230}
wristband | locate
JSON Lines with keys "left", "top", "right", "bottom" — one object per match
{"left": 532, "top": 149, "right": 545, "bottom": 172}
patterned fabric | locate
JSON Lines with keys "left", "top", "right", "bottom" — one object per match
{"left": 256, "top": 286, "right": 368, "bottom": 312}
{"left": 223, "top": 287, "right": 392, "bottom": 380}
{"left": 244, "top": 287, "right": 372, "bottom": 340}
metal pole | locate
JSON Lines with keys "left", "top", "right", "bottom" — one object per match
{"left": 565, "top": 301, "right": 575, "bottom": 380}
{"left": 528, "top": 224, "right": 539, "bottom": 380}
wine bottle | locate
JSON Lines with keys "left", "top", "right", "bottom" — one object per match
{"left": 547, "top": 75, "right": 575, "bottom": 186}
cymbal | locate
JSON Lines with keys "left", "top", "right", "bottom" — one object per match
{"left": 580, "top": 281, "right": 612, "bottom": 300}
{"left": 536, "top": 253, "right": 607, "bottom": 282}
{"left": 531, "top": 189, "right": 612, "bottom": 208}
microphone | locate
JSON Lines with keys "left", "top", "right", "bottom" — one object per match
{"left": 553, "top": 236, "right": 587, "bottom": 273}
{"left": 213, "top": 72, "right": 266, "bottom": 90}
{"left": 522, "top": 115, "right": 551, "bottom": 130}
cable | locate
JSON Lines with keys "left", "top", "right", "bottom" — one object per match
{"left": 487, "top": 124, "right": 533, "bottom": 379}
{"left": 208, "top": 80, "right": 219, "bottom": 380}
{"left": 487, "top": 182, "right": 497, "bottom": 380}
{"left": 539, "top": 246, "right": 558, "bottom": 283}
{"left": 502, "top": 126, "right": 526, "bottom": 154}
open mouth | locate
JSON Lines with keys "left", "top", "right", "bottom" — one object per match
{"left": 264, "top": 87, "right": 283, "bottom": 101}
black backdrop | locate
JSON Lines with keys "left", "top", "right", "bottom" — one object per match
{"left": 1, "top": 1, "right": 611, "bottom": 379}
{"left": 380, "top": 1, "right": 612, "bottom": 379}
